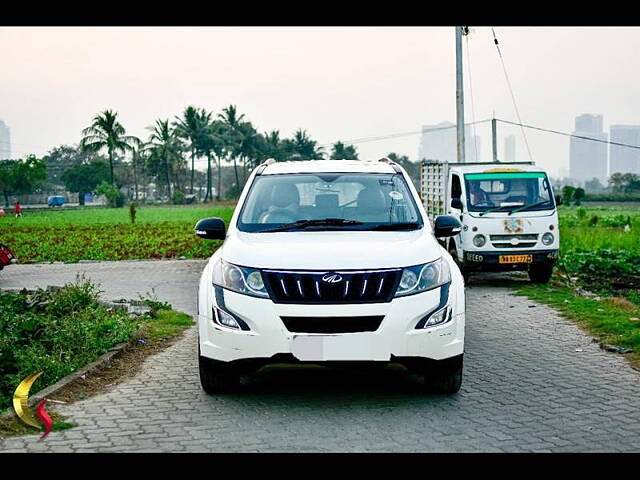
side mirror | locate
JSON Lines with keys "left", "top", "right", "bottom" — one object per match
{"left": 195, "top": 217, "right": 226, "bottom": 240}
{"left": 434, "top": 215, "right": 462, "bottom": 238}
{"left": 451, "top": 197, "right": 464, "bottom": 210}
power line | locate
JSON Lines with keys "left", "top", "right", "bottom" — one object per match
{"left": 496, "top": 118, "right": 640, "bottom": 150}
{"left": 321, "top": 120, "right": 492, "bottom": 148}
{"left": 491, "top": 27, "right": 533, "bottom": 162}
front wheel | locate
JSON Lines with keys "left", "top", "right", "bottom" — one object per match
{"left": 422, "top": 354, "right": 463, "bottom": 394}
{"left": 528, "top": 261, "right": 554, "bottom": 284}
{"left": 199, "top": 353, "right": 240, "bottom": 394}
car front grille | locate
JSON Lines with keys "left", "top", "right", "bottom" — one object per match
{"left": 262, "top": 268, "right": 402, "bottom": 304}
{"left": 280, "top": 315, "right": 384, "bottom": 333}
{"left": 489, "top": 234, "right": 538, "bottom": 249}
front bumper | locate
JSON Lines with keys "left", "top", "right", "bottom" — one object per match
{"left": 463, "top": 249, "right": 559, "bottom": 271}
{"left": 199, "top": 287, "right": 464, "bottom": 363}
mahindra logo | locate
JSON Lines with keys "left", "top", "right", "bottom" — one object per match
{"left": 321, "top": 273, "right": 343, "bottom": 284}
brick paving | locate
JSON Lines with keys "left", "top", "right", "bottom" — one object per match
{"left": 1, "top": 260, "right": 638, "bottom": 452}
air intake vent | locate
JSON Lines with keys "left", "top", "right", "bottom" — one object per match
{"left": 280, "top": 316, "right": 384, "bottom": 333}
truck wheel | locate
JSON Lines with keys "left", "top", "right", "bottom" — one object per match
{"left": 424, "top": 354, "right": 463, "bottom": 394}
{"left": 528, "top": 261, "right": 554, "bottom": 284}
{"left": 199, "top": 354, "right": 240, "bottom": 394}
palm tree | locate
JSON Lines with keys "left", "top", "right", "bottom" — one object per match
{"left": 330, "top": 141, "right": 358, "bottom": 160}
{"left": 218, "top": 105, "right": 245, "bottom": 194}
{"left": 264, "top": 130, "right": 284, "bottom": 161}
{"left": 145, "top": 119, "right": 181, "bottom": 199}
{"left": 80, "top": 110, "right": 137, "bottom": 185}
{"left": 284, "top": 129, "right": 324, "bottom": 160}
{"left": 174, "top": 106, "right": 207, "bottom": 195}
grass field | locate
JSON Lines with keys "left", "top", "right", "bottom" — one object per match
{"left": 0, "top": 204, "right": 235, "bottom": 263}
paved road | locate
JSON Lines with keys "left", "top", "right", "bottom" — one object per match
{"left": 1, "top": 260, "right": 639, "bottom": 452}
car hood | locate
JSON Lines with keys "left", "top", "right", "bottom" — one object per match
{"left": 221, "top": 228, "right": 442, "bottom": 270}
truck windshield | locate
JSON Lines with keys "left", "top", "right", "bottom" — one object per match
{"left": 463, "top": 172, "right": 555, "bottom": 214}
{"left": 238, "top": 173, "right": 423, "bottom": 232}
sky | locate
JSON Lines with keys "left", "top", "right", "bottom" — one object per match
{"left": 2, "top": 26, "right": 640, "bottom": 177}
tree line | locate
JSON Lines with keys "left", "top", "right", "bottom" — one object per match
{"left": 1, "top": 105, "right": 422, "bottom": 207}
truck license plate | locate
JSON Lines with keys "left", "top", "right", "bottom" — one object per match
{"left": 499, "top": 254, "right": 533, "bottom": 264}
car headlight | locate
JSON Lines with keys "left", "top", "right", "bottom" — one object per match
{"left": 473, "top": 234, "right": 486, "bottom": 247}
{"left": 541, "top": 232, "right": 554, "bottom": 245}
{"left": 395, "top": 257, "right": 451, "bottom": 297}
{"left": 213, "top": 259, "right": 269, "bottom": 298}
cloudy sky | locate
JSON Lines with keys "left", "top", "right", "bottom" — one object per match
{"left": 2, "top": 26, "right": 640, "bottom": 176}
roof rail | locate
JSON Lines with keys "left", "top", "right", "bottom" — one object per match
{"left": 255, "top": 158, "right": 276, "bottom": 176}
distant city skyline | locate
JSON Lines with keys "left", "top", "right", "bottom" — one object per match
{"left": 0, "top": 120, "right": 10, "bottom": 160}
{"left": 569, "top": 114, "right": 608, "bottom": 183}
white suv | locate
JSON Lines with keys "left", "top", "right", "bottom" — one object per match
{"left": 196, "top": 159, "right": 466, "bottom": 394}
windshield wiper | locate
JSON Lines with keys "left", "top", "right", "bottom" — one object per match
{"left": 507, "top": 200, "right": 552, "bottom": 215}
{"left": 262, "top": 218, "right": 364, "bottom": 233}
{"left": 369, "top": 222, "right": 422, "bottom": 231}
{"left": 478, "top": 205, "right": 517, "bottom": 216}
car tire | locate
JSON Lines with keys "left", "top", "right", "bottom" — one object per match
{"left": 199, "top": 353, "right": 240, "bottom": 394}
{"left": 528, "top": 261, "right": 554, "bottom": 284}
{"left": 424, "top": 354, "right": 463, "bottom": 394}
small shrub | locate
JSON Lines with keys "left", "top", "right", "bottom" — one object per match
{"left": 577, "top": 207, "right": 587, "bottom": 220}
{"left": 172, "top": 190, "right": 185, "bottom": 205}
{"left": 589, "top": 215, "right": 599, "bottom": 227}
{"left": 96, "top": 181, "right": 125, "bottom": 208}
{"left": 129, "top": 202, "right": 137, "bottom": 224}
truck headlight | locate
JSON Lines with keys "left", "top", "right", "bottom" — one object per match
{"left": 541, "top": 232, "right": 554, "bottom": 245}
{"left": 395, "top": 257, "right": 451, "bottom": 297}
{"left": 213, "top": 259, "right": 269, "bottom": 298}
{"left": 473, "top": 234, "right": 486, "bottom": 247}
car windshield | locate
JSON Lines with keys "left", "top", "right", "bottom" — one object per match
{"left": 237, "top": 172, "right": 423, "bottom": 232}
{"left": 463, "top": 172, "right": 555, "bottom": 213}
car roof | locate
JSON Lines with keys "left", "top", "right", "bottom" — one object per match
{"left": 260, "top": 160, "right": 397, "bottom": 175}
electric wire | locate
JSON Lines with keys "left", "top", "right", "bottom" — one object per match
{"left": 491, "top": 27, "right": 534, "bottom": 162}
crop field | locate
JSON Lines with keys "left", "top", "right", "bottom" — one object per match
{"left": 0, "top": 204, "right": 235, "bottom": 263}
{"left": 557, "top": 205, "right": 640, "bottom": 303}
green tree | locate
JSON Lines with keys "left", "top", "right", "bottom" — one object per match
{"left": 218, "top": 105, "right": 246, "bottom": 195}
{"left": 61, "top": 159, "right": 110, "bottom": 205}
{"left": 562, "top": 185, "right": 576, "bottom": 205}
{"left": 584, "top": 177, "right": 604, "bottom": 193}
{"left": 573, "top": 187, "right": 585, "bottom": 206}
{"left": 41, "top": 145, "right": 92, "bottom": 188}
{"left": 174, "top": 106, "right": 208, "bottom": 195}
{"left": 282, "top": 129, "right": 324, "bottom": 160}
{"left": 145, "top": 119, "right": 182, "bottom": 200}
{"left": 96, "top": 181, "right": 124, "bottom": 207}
{"left": 0, "top": 156, "right": 47, "bottom": 207}
{"left": 330, "top": 141, "right": 358, "bottom": 160}
{"left": 80, "top": 110, "right": 137, "bottom": 185}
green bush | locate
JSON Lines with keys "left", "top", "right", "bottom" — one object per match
{"left": 96, "top": 181, "right": 125, "bottom": 208}
{"left": 0, "top": 279, "right": 139, "bottom": 410}
{"left": 172, "top": 190, "right": 186, "bottom": 205}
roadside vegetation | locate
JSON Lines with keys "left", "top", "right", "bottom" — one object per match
{"left": 0, "top": 278, "right": 193, "bottom": 437}
{"left": 515, "top": 205, "right": 640, "bottom": 366}
{"left": 0, "top": 204, "right": 234, "bottom": 263}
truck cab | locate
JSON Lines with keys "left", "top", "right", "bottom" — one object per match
{"left": 421, "top": 161, "right": 559, "bottom": 283}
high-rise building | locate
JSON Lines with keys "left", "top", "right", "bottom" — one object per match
{"left": 609, "top": 124, "right": 640, "bottom": 176}
{"left": 418, "top": 121, "right": 481, "bottom": 163}
{"left": 504, "top": 135, "right": 516, "bottom": 162}
{"left": 569, "top": 114, "right": 608, "bottom": 183}
{"left": 0, "top": 120, "right": 10, "bottom": 160}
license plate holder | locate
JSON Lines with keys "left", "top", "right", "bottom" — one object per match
{"left": 291, "top": 334, "right": 389, "bottom": 361}
{"left": 499, "top": 254, "right": 533, "bottom": 264}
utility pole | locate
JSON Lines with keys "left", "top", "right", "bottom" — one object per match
{"left": 492, "top": 117, "right": 498, "bottom": 162}
{"left": 456, "top": 27, "right": 467, "bottom": 164}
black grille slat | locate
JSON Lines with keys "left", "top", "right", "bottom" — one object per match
{"left": 280, "top": 315, "right": 384, "bottom": 333}
{"left": 262, "top": 269, "right": 401, "bottom": 304}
